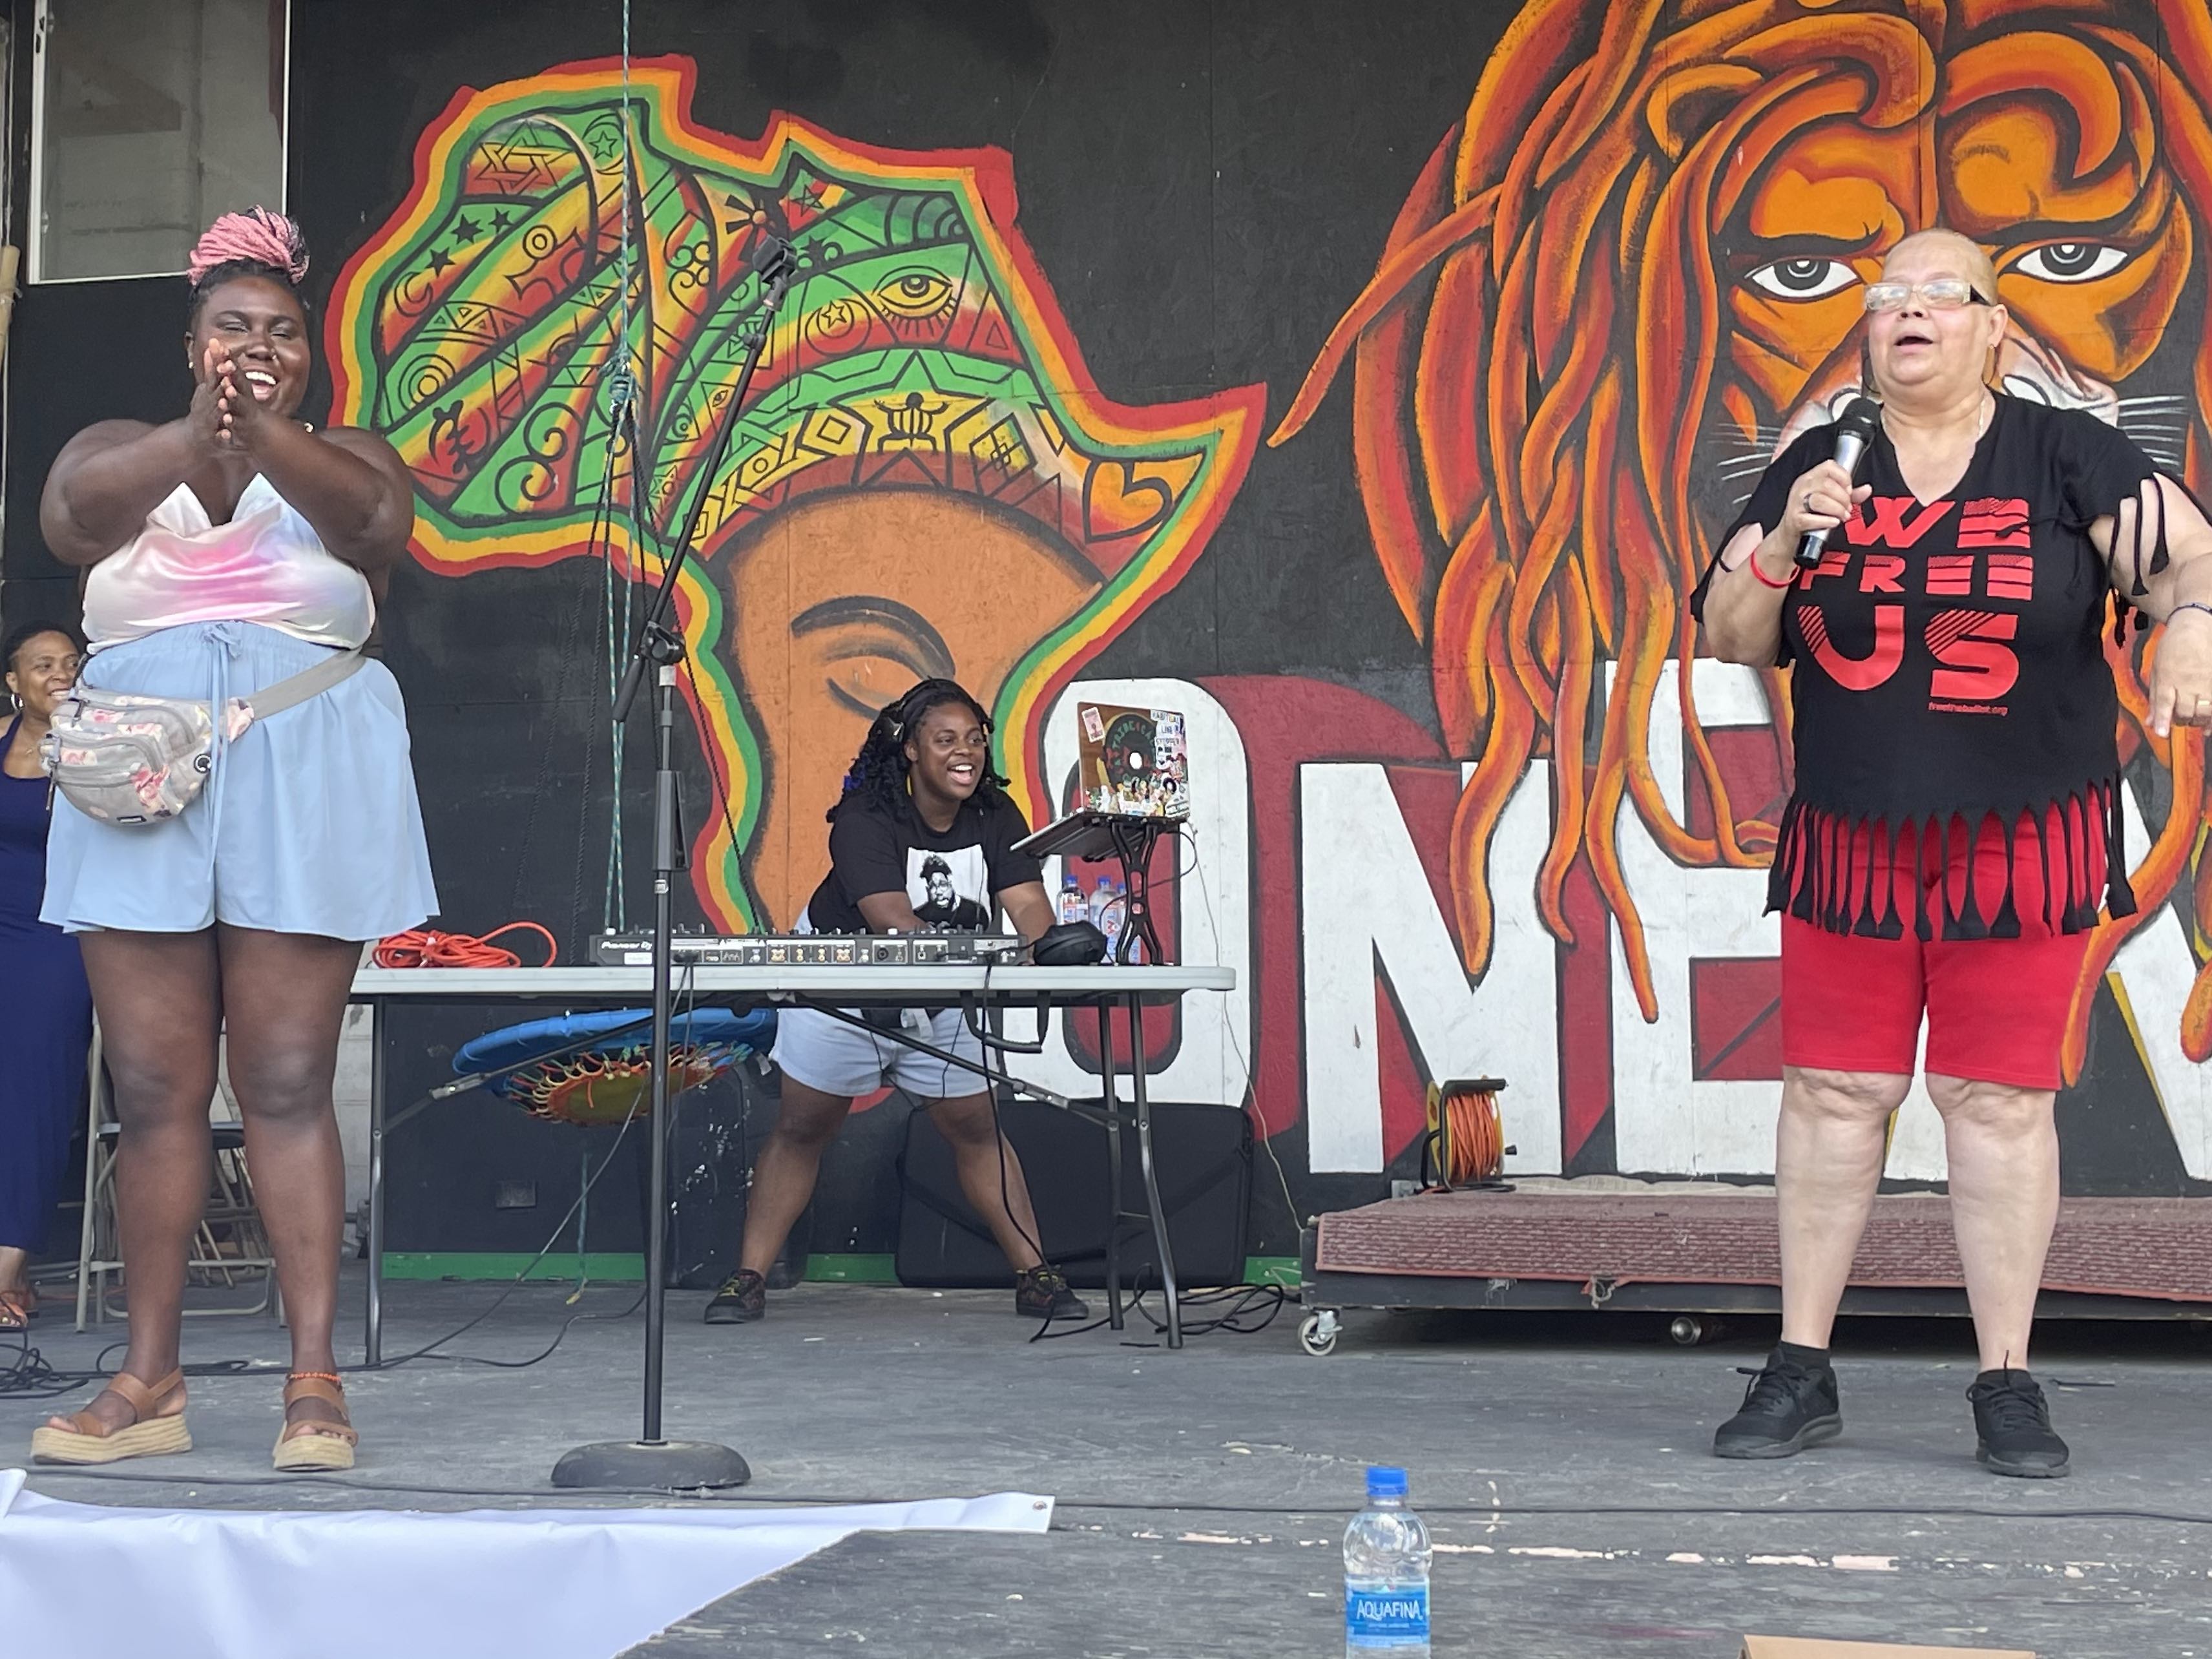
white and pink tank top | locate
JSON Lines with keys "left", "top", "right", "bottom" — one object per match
{"left": 80, "top": 474, "right": 375, "bottom": 652}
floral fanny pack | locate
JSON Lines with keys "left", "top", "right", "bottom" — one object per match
{"left": 41, "top": 649, "right": 366, "bottom": 826}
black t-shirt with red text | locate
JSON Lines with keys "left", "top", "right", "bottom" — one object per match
{"left": 1694, "top": 395, "right": 2164, "bottom": 939}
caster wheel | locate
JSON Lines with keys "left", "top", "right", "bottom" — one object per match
{"left": 1299, "top": 1309, "right": 1341, "bottom": 1357}
{"left": 1669, "top": 1315, "right": 1724, "bottom": 1346}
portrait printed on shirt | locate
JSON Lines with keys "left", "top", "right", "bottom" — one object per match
{"left": 909, "top": 846, "right": 990, "bottom": 930}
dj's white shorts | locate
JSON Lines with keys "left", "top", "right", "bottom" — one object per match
{"left": 769, "top": 1003, "right": 990, "bottom": 1101}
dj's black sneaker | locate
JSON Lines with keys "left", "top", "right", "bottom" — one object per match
{"left": 702, "top": 1269, "right": 766, "bottom": 1324}
{"left": 1712, "top": 1349, "right": 1842, "bottom": 1459}
{"left": 1968, "top": 1368, "right": 2070, "bottom": 1478}
{"left": 1013, "top": 1265, "right": 1089, "bottom": 1320}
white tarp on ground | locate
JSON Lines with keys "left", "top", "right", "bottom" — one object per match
{"left": 0, "top": 1468, "right": 1052, "bottom": 1658}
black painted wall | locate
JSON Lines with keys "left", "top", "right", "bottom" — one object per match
{"left": 11, "top": 3, "right": 2203, "bottom": 1273}
{"left": 1, "top": 2, "right": 1490, "bottom": 1266}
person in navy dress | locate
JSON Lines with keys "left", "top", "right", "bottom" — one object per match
{"left": 0, "top": 623, "right": 93, "bottom": 1330}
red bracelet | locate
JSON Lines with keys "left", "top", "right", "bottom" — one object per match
{"left": 1744, "top": 552, "right": 1795, "bottom": 590}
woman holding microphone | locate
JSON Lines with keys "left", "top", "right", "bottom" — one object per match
{"left": 1695, "top": 229, "right": 2212, "bottom": 1477}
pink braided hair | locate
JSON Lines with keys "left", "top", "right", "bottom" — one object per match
{"left": 186, "top": 207, "right": 309, "bottom": 287}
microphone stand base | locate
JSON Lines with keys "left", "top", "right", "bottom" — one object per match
{"left": 550, "top": 1438, "right": 753, "bottom": 1492}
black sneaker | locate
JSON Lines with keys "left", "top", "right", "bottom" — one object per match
{"left": 1013, "top": 1265, "right": 1089, "bottom": 1320}
{"left": 703, "top": 1269, "right": 766, "bottom": 1324}
{"left": 1968, "top": 1368, "right": 2070, "bottom": 1478}
{"left": 1712, "top": 1350, "right": 1842, "bottom": 1459}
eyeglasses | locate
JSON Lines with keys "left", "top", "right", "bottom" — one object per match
{"left": 1862, "top": 278, "right": 1991, "bottom": 313}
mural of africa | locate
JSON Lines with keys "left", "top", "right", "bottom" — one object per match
{"left": 328, "top": 59, "right": 1259, "bottom": 933}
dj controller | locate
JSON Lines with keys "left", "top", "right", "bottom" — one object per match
{"left": 590, "top": 931, "right": 1028, "bottom": 968}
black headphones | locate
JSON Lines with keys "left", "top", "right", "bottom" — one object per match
{"left": 884, "top": 678, "right": 990, "bottom": 746}
{"left": 1032, "top": 920, "right": 1108, "bottom": 965}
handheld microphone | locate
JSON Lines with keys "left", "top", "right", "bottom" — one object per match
{"left": 1795, "top": 397, "right": 1883, "bottom": 569}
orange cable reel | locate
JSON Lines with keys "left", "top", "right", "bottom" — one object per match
{"left": 1419, "top": 1076, "right": 1513, "bottom": 1191}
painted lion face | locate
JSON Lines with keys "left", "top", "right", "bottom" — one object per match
{"left": 1275, "top": 0, "right": 2212, "bottom": 1069}
{"left": 1722, "top": 5, "right": 2196, "bottom": 454}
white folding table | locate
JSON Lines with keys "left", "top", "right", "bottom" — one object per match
{"left": 350, "top": 963, "right": 1237, "bottom": 1357}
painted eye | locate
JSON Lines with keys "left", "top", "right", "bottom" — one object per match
{"left": 872, "top": 267, "right": 957, "bottom": 320}
{"left": 825, "top": 654, "right": 926, "bottom": 720}
{"left": 1744, "top": 258, "right": 1860, "bottom": 300}
{"left": 2013, "top": 242, "right": 2129, "bottom": 284}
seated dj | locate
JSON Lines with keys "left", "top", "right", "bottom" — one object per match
{"left": 705, "top": 677, "right": 1089, "bottom": 1326}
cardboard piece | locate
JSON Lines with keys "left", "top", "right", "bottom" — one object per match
{"left": 1742, "top": 1639, "right": 2036, "bottom": 1658}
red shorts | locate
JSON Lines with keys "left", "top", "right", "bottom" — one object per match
{"left": 1779, "top": 809, "right": 2097, "bottom": 1090}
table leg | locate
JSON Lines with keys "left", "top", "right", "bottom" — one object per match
{"left": 1098, "top": 997, "right": 1123, "bottom": 1331}
{"left": 365, "top": 998, "right": 386, "bottom": 1366}
{"left": 1127, "top": 990, "right": 1180, "bottom": 1349}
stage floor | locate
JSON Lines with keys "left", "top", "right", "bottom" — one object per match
{"left": 4, "top": 1269, "right": 2208, "bottom": 1656}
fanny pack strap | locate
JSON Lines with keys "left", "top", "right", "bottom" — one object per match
{"left": 239, "top": 647, "right": 366, "bottom": 721}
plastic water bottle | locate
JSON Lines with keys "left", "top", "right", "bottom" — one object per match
{"left": 1344, "top": 1466, "right": 1431, "bottom": 1655}
{"left": 1057, "top": 874, "right": 1085, "bottom": 924}
{"left": 1096, "top": 881, "right": 1127, "bottom": 952}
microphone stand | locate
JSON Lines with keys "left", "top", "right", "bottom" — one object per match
{"left": 552, "top": 235, "right": 799, "bottom": 1492}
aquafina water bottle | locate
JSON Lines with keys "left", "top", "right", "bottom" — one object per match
{"left": 1343, "top": 1465, "right": 1432, "bottom": 1654}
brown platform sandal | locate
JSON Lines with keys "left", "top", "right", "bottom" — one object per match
{"left": 30, "top": 1369, "right": 191, "bottom": 1465}
{"left": 273, "top": 1371, "right": 357, "bottom": 1472}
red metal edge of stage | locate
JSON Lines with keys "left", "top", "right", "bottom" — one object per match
{"left": 1311, "top": 1191, "right": 2212, "bottom": 1304}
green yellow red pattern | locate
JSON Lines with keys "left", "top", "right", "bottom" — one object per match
{"left": 328, "top": 57, "right": 1260, "bottom": 928}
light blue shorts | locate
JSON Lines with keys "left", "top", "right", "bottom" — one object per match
{"left": 769, "top": 1003, "right": 989, "bottom": 1101}
{"left": 41, "top": 621, "right": 439, "bottom": 940}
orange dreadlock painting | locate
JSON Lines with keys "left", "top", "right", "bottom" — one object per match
{"left": 1273, "top": 0, "right": 2212, "bottom": 1087}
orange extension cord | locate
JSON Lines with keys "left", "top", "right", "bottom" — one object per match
{"left": 372, "top": 923, "right": 559, "bottom": 970}
{"left": 1430, "top": 1081, "right": 1505, "bottom": 1187}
